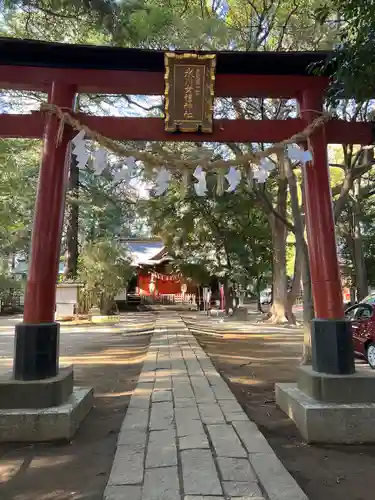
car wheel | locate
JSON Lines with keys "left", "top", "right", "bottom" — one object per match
{"left": 366, "top": 343, "right": 375, "bottom": 369}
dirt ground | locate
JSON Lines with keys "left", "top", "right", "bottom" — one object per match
{"left": 2, "top": 308, "right": 375, "bottom": 500}
{"left": 0, "top": 326, "right": 151, "bottom": 500}
{"left": 192, "top": 325, "right": 375, "bottom": 500}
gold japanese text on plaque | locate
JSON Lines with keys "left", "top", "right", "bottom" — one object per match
{"left": 164, "top": 52, "right": 216, "bottom": 133}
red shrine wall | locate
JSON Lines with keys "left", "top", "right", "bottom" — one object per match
{"left": 137, "top": 272, "right": 182, "bottom": 296}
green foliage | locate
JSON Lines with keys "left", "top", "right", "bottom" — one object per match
{"left": 1, "top": 0, "right": 200, "bottom": 47}
{"left": 0, "top": 259, "right": 23, "bottom": 311}
{"left": 335, "top": 159, "right": 375, "bottom": 291}
{"left": 78, "top": 238, "right": 133, "bottom": 312}
{"left": 357, "top": 192, "right": 375, "bottom": 286}
{"left": 2, "top": 0, "right": 142, "bottom": 42}
{"left": 75, "top": 161, "right": 139, "bottom": 243}
{"left": 175, "top": 262, "right": 211, "bottom": 285}
{"left": 1, "top": 0, "right": 339, "bottom": 52}
{"left": 316, "top": 0, "right": 375, "bottom": 102}
{"left": 142, "top": 171, "right": 272, "bottom": 288}
{"left": 0, "top": 139, "right": 39, "bottom": 256}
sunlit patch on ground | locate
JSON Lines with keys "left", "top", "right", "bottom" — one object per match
{"left": 0, "top": 313, "right": 153, "bottom": 500}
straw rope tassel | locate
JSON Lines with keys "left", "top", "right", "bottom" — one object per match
{"left": 216, "top": 168, "right": 226, "bottom": 195}
{"left": 180, "top": 168, "right": 190, "bottom": 197}
{"left": 247, "top": 164, "right": 254, "bottom": 190}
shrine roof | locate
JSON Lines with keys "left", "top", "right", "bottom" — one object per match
{"left": 121, "top": 238, "right": 169, "bottom": 266}
{"left": 0, "top": 37, "right": 330, "bottom": 76}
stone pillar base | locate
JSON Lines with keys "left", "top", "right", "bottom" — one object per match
{"left": 276, "top": 365, "right": 375, "bottom": 443}
{"left": 0, "top": 365, "right": 93, "bottom": 442}
{"left": 0, "top": 365, "right": 73, "bottom": 409}
{"left": 276, "top": 382, "right": 375, "bottom": 443}
{"left": 0, "top": 387, "right": 93, "bottom": 442}
{"left": 232, "top": 306, "right": 248, "bottom": 320}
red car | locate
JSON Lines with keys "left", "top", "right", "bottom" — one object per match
{"left": 345, "top": 299, "right": 375, "bottom": 369}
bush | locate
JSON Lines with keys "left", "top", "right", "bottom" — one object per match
{"left": 78, "top": 239, "right": 133, "bottom": 314}
{"left": 0, "top": 272, "right": 23, "bottom": 313}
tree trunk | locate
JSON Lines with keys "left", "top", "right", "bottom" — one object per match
{"left": 256, "top": 275, "right": 264, "bottom": 313}
{"left": 284, "top": 158, "right": 314, "bottom": 361}
{"left": 268, "top": 175, "right": 289, "bottom": 323}
{"left": 63, "top": 154, "right": 79, "bottom": 279}
{"left": 224, "top": 277, "right": 231, "bottom": 314}
{"left": 353, "top": 178, "right": 368, "bottom": 300}
{"left": 286, "top": 247, "right": 301, "bottom": 324}
{"left": 300, "top": 239, "right": 314, "bottom": 363}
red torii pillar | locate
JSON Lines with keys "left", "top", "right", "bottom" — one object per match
{"left": 14, "top": 82, "right": 76, "bottom": 380}
{"left": 299, "top": 88, "right": 354, "bottom": 374}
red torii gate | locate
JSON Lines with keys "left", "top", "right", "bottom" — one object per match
{"left": 1, "top": 38, "right": 371, "bottom": 381}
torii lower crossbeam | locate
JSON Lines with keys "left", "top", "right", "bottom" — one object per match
{"left": 0, "top": 113, "right": 372, "bottom": 144}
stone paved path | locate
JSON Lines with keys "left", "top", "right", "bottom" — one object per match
{"left": 104, "top": 313, "right": 308, "bottom": 500}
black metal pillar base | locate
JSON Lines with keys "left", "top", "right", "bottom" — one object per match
{"left": 13, "top": 323, "right": 60, "bottom": 381}
{"left": 312, "top": 319, "right": 355, "bottom": 375}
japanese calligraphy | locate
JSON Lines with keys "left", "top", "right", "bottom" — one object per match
{"left": 195, "top": 68, "right": 201, "bottom": 97}
{"left": 184, "top": 67, "right": 194, "bottom": 119}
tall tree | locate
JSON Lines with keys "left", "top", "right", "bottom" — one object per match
{"left": 316, "top": 0, "right": 375, "bottom": 102}
{"left": 142, "top": 170, "right": 272, "bottom": 312}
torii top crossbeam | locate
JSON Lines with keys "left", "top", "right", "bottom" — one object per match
{"left": 0, "top": 37, "right": 372, "bottom": 144}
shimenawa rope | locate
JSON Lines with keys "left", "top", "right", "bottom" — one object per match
{"left": 41, "top": 103, "right": 330, "bottom": 172}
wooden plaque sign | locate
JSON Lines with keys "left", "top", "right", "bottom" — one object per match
{"left": 164, "top": 52, "right": 216, "bottom": 133}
